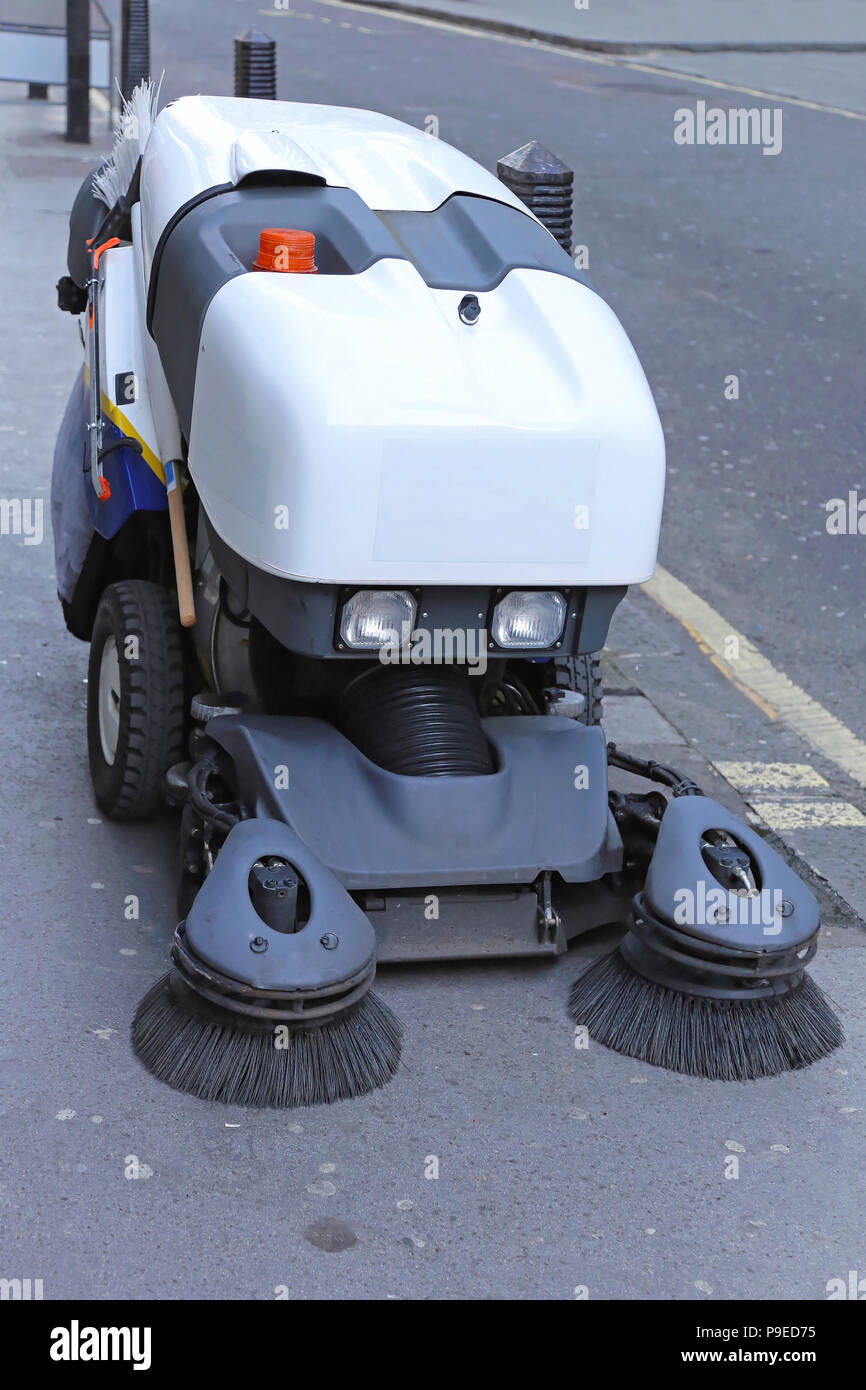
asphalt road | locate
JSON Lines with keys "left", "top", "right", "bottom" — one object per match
{"left": 0, "top": 0, "right": 863, "bottom": 1303}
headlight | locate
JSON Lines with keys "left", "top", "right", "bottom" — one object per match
{"left": 491, "top": 590, "right": 566, "bottom": 649}
{"left": 339, "top": 589, "right": 417, "bottom": 649}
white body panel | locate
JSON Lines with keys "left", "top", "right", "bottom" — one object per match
{"left": 96, "top": 243, "right": 162, "bottom": 476}
{"left": 189, "top": 264, "right": 665, "bottom": 586}
{"left": 130, "top": 206, "right": 183, "bottom": 467}
{"left": 140, "top": 96, "right": 532, "bottom": 285}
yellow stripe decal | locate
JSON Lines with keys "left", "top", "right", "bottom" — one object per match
{"left": 100, "top": 391, "right": 165, "bottom": 483}
{"left": 83, "top": 363, "right": 165, "bottom": 483}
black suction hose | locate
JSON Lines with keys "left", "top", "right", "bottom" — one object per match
{"left": 338, "top": 667, "right": 494, "bottom": 777}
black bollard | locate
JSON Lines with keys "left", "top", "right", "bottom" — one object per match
{"left": 121, "top": 0, "right": 151, "bottom": 100}
{"left": 496, "top": 141, "right": 573, "bottom": 253}
{"left": 65, "top": 0, "right": 90, "bottom": 144}
{"left": 234, "top": 28, "right": 277, "bottom": 100}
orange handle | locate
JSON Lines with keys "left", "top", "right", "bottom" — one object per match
{"left": 91, "top": 236, "right": 121, "bottom": 272}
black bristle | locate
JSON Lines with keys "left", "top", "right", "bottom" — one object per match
{"left": 132, "top": 973, "right": 403, "bottom": 1108}
{"left": 568, "top": 949, "right": 843, "bottom": 1081}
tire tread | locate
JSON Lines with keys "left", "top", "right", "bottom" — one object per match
{"left": 87, "top": 580, "right": 186, "bottom": 820}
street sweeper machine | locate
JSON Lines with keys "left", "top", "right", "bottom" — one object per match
{"left": 51, "top": 85, "right": 842, "bottom": 1107}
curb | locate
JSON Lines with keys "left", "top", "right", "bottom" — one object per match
{"left": 333, "top": 0, "right": 866, "bottom": 55}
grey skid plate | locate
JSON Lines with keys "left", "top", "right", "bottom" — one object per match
{"left": 364, "top": 877, "right": 633, "bottom": 964}
{"left": 361, "top": 886, "right": 562, "bottom": 962}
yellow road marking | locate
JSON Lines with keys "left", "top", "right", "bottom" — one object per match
{"left": 645, "top": 565, "right": 866, "bottom": 791}
{"left": 751, "top": 800, "right": 866, "bottom": 830}
{"left": 715, "top": 761, "right": 830, "bottom": 791}
{"left": 655, "top": 593, "right": 779, "bottom": 721}
{"left": 288, "top": 0, "right": 866, "bottom": 121}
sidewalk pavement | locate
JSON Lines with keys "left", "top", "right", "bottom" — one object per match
{"left": 339, "top": 0, "right": 866, "bottom": 112}
{"left": 0, "top": 86, "right": 109, "bottom": 703}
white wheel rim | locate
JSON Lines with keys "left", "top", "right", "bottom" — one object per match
{"left": 97, "top": 635, "right": 122, "bottom": 766}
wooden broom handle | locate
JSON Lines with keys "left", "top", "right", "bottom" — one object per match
{"left": 165, "top": 460, "right": 195, "bottom": 628}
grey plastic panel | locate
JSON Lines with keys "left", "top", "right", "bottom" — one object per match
{"left": 644, "top": 795, "right": 819, "bottom": 951}
{"left": 184, "top": 817, "right": 376, "bottom": 990}
{"left": 377, "top": 194, "right": 591, "bottom": 292}
{"left": 207, "top": 713, "right": 622, "bottom": 889}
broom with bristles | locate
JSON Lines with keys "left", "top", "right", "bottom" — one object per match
{"left": 133, "top": 968, "right": 403, "bottom": 1109}
{"left": 568, "top": 940, "right": 842, "bottom": 1081}
{"left": 569, "top": 794, "right": 843, "bottom": 1081}
{"left": 92, "top": 77, "right": 161, "bottom": 211}
{"left": 130, "top": 807, "right": 404, "bottom": 1110}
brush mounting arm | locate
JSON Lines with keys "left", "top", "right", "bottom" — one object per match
{"left": 180, "top": 817, "right": 378, "bottom": 1013}
{"left": 644, "top": 796, "right": 819, "bottom": 952}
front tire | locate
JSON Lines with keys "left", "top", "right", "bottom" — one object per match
{"left": 87, "top": 581, "right": 186, "bottom": 820}
{"left": 554, "top": 653, "right": 603, "bottom": 725}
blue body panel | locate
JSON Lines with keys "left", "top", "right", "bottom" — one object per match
{"left": 85, "top": 413, "right": 168, "bottom": 538}
{"left": 52, "top": 369, "right": 168, "bottom": 606}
